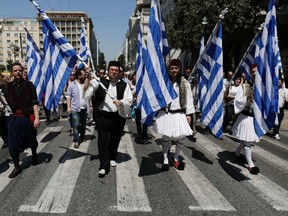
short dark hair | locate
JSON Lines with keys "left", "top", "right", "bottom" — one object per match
{"left": 11, "top": 62, "right": 23, "bottom": 72}
{"left": 75, "top": 68, "right": 85, "bottom": 79}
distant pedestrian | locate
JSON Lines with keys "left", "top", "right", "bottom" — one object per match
{"left": 273, "top": 76, "right": 288, "bottom": 140}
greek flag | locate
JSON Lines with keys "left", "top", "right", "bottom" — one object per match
{"left": 31, "top": 0, "right": 78, "bottom": 111}
{"left": 236, "top": 32, "right": 260, "bottom": 82}
{"left": 195, "top": 22, "right": 224, "bottom": 138}
{"left": 197, "top": 32, "right": 206, "bottom": 111}
{"left": 25, "top": 28, "right": 44, "bottom": 103}
{"left": 78, "top": 17, "right": 91, "bottom": 69}
{"left": 135, "top": 23, "right": 145, "bottom": 108}
{"left": 254, "top": 0, "right": 279, "bottom": 137}
{"left": 276, "top": 46, "right": 283, "bottom": 74}
{"left": 140, "top": 0, "right": 177, "bottom": 125}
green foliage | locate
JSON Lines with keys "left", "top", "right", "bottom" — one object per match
{"left": 0, "top": 65, "right": 6, "bottom": 72}
{"left": 117, "top": 54, "right": 126, "bottom": 68}
{"left": 6, "top": 58, "right": 13, "bottom": 72}
{"left": 98, "top": 52, "right": 106, "bottom": 69}
{"left": 165, "top": 0, "right": 267, "bottom": 51}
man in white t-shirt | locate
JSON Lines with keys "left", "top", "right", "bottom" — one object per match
{"left": 66, "top": 67, "right": 93, "bottom": 148}
{"left": 273, "top": 77, "right": 288, "bottom": 140}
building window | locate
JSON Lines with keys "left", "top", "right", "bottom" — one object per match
{"left": 6, "top": 33, "right": 10, "bottom": 37}
{"left": 7, "top": 40, "right": 11, "bottom": 43}
{"left": 14, "top": 33, "right": 18, "bottom": 37}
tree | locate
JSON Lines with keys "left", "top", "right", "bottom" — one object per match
{"left": 165, "top": 0, "right": 268, "bottom": 70}
{"left": 0, "top": 65, "right": 6, "bottom": 72}
{"left": 98, "top": 52, "right": 106, "bottom": 69}
{"left": 117, "top": 54, "right": 126, "bottom": 69}
{"left": 6, "top": 58, "right": 13, "bottom": 72}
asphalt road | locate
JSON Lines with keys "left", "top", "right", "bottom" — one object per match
{"left": 0, "top": 111, "right": 288, "bottom": 216}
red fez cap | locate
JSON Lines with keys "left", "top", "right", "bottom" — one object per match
{"left": 169, "top": 59, "right": 181, "bottom": 68}
{"left": 251, "top": 64, "right": 257, "bottom": 69}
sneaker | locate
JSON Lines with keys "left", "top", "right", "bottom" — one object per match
{"left": 110, "top": 160, "right": 117, "bottom": 167}
{"left": 74, "top": 142, "right": 79, "bottom": 148}
{"left": 274, "top": 134, "right": 280, "bottom": 140}
{"left": 173, "top": 160, "right": 185, "bottom": 170}
{"left": 98, "top": 169, "right": 106, "bottom": 178}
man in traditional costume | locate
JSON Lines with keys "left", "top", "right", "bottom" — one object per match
{"left": 231, "top": 64, "right": 260, "bottom": 174}
{"left": 153, "top": 59, "right": 195, "bottom": 171}
{"left": 3, "top": 62, "right": 40, "bottom": 178}
{"left": 91, "top": 61, "right": 132, "bottom": 178}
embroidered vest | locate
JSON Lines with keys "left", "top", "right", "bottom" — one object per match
{"left": 168, "top": 77, "right": 187, "bottom": 111}
{"left": 7, "top": 80, "right": 34, "bottom": 116}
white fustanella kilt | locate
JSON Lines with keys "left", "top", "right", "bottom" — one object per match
{"left": 231, "top": 113, "right": 260, "bottom": 142}
{"left": 153, "top": 110, "right": 193, "bottom": 139}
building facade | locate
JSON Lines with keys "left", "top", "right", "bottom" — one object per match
{"left": 0, "top": 11, "right": 99, "bottom": 71}
{"left": 0, "top": 18, "right": 39, "bottom": 66}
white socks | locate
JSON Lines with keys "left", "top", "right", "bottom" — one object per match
{"left": 244, "top": 145, "right": 254, "bottom": 168}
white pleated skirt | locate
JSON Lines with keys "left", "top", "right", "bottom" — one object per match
{"left": 231, "top": 113, "right": 260, "bottom": 142}
{"left": 153, "top": 111, "right": 193, "bottom": 139}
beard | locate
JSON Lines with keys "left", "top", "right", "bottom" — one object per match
{"left": 79, "top": 77, "right": 86, "bottom": 84}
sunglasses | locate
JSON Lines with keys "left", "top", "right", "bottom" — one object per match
{"left": 71, "top": 74, "right": 76, "bottom": 76}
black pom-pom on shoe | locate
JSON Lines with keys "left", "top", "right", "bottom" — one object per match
{"left": 248, "top": 166, "right": 260, "bottom": 174}
{"left": 162, "top": 164, "right": 169, "bottom": 171}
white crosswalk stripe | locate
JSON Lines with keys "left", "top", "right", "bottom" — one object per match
{"left": 196, "top": 133, "right": 288, "bottom": 211}
{"left": 18, "top": 126, "right": 92, "bottom": 213}
{"left": 0, "top": 126, "right": 63, "bottom": 193}
{"left": 1, "top": 121, "right": 288, "bottom": 214}
{"left": 112, "top": 125, "right": 152, "bottom": 212}
{"left": 223, "top": 133, "right": 288, "bottom": 175}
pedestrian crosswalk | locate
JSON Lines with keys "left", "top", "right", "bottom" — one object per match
{"left": 0, "top": 120, "right": 288, "bottom": 215}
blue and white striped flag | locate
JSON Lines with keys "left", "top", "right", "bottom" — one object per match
{"left": 197, "top": 32, "right": 206, "bottom": 111}
{"left": 254, "top": 0, "right": 279, "bottom": 137}
{"left": 25, "top": 28, "right": 44, "bottom": 103}
{"left": 276, "top": 45, "right": 283, "bottom": 74}
{"left": 195, "top": 22, "right": 224, "bottom": 138}
{"left": 140, "top": 0, "right": 177, "bottom": 125}
{"left": 237, "top": 32, "right": 260, "bottom": 82}
{"left": 31, "top": 0, "right": 78, "bottom": 111}
{"left": 135, "top": 23, "right": 145, "bottom": 109}
{"left": 78, "top": 17, "right": 91, "bottom": 69}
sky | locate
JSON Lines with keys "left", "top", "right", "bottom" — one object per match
{"left": 0, "top": 0, "right": 136, "bottom": 62}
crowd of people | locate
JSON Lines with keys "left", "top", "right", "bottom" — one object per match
{"left": 0, "top": 59, "right": 288, "bottom": 179}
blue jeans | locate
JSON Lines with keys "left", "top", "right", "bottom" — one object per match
{"left": 71, "top": 109, "right": 87, "bottom": 143}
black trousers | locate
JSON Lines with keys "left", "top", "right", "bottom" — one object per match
{"left": 95, "top": 111, "right": 126, "bottom": 170}
{"left": 223, "top": 104, "right": 235, "bottom": 131}
{"left": 273, "top": 108, "right": 284, "bottom": 135}
{"left": 0, "top": 115, "right": 8, "bottom": 144}
{"left": 135, "top": 108, "right": 147, "bottom": 139}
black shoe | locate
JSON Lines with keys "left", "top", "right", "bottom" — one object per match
{"left": 248, "top": 166, "right": 260, "bottom": 174}
{"left": 8, "top": 168, "right": 22, "bottom": 178}
{"left": 134, "top": 136, "right": 146, "bottom": 144}
{"left": 162, "top": 164, "right": 169, "bottom": 171}
{"left": 1, "top": 143, "right": 8, "bottom": 148}
{"left": 32, "top": 155, "right": 39, "bottom": 166}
